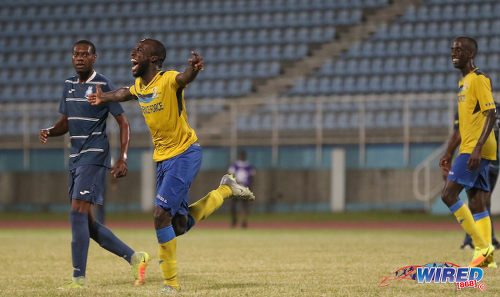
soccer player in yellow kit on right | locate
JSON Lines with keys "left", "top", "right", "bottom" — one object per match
{"left": 440, "top": 37, "right": 497, "bottom": 267}
{"left": 88, "top": 39, "right": 255, "bottom": 293}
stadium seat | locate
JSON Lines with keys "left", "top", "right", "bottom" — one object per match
{"left": 323, "top": 112, "right": 336, "bottom": 129}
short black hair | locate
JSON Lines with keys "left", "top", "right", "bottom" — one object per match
{"left": 455, "top": 36, "right": 478, "bottom": 55}
{"left": 73, "top": 40, "right": 96, "bottom": 54}
{"left": 142, "top": 38, "right": 166, "bottom": 67}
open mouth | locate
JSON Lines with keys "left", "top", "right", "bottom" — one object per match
{"left": 131, "top": 59, "right": 139, "bottom": 72}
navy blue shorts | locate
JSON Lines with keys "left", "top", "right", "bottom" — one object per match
{"left": 155, "top": 144, "right": 202, "bottom": 216}
{"left": 68, "top": 164, "right": 106, "bottom": 205}
{"left": 447, "top": 153, "right": 491, "bottom": 192}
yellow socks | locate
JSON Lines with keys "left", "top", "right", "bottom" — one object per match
{"left": 188, "top": 185, "right": 232, "bottom": 223}
{"left": 449, "top": 200, "right": 487, "bottom": 249}
{"left": 474, "top": 211, "right": 492, "bottom": 244}
{"left": 156, "top": 225, "right": 180, "bottom": 291}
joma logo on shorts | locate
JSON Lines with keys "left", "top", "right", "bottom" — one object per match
{"left": 156, "top": 194, "right": 167, "bottom": 203}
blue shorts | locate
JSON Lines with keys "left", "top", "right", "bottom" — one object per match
{"left": 68, "top": 164, "right": 106, "bottom": 205}
{"left": 447, "top": 153, "right": 491, "bottom": 192}
{"left": 155, "top": 144, "right": 202, "bottom": 216}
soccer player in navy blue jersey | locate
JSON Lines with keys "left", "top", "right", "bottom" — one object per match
{"left": 39, "top": 40, "right": 149, "bottom": 289}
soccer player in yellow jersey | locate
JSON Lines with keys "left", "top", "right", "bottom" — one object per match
{"left": 88, "top": 39, "right": 255, "bottom": 293}
{"left": 440, "top": 37, "right": 497, "bottom": 267}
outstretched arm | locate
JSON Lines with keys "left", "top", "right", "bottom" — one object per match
{"left": 110, "top": 113, "right": 130, "bottom": 178}
{"left": 468, "top": 108, "right": 497, "bottom": 170}
{"left": 176, "top": 51, "right": 205, "bottom": 88}
{"left": 88, "top": 85, "right": 136, "bottom": 105}
{"left": 39, "top": 114, "right": 69, "bottom": 144}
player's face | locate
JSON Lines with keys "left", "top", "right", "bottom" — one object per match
{"left": 131, "top": 41, "right": 152, "bottom": 77}
{"left": 451, "top": 41, "right": 470, "bottom": 69}
{"left": 72, "top": 44, "right": 96, "bottom": 74}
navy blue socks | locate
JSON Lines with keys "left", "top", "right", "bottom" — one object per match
{"left": 89, "top": 220, "right": 134, "bottom": 263}
{"left": 70, "top": 210, "right": 90, "bottom": 278}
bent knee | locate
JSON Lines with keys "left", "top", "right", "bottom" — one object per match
{"left": 172, "top": 215, "right": 188, "bottom": 236}
{"left": 173, "top": 224, "right": 186, "bottom": 236}
{"left": 153, "top": 206, "right": 172, "bottom": 229}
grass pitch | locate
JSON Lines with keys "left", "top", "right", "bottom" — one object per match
{"left": 1, "top": 224, "right": 500, "bottom": 297}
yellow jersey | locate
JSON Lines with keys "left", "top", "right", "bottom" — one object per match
{"left": 129, "top": 71, "right": 198, "bottom": 162}
{"left": 457, "top": 68, "right": 497, "bottom": 160}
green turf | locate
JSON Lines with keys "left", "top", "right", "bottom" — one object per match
{"left": 1, "top": 227, "right": 499, "bottom": 296}
{"left": 0, "top": 211, "right": 469, "bottom": 224}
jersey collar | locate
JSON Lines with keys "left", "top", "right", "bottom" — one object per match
{"left": 80, "top": 70, "right": 97, "bottom": 84}
{"left": 141, "top": 71, "right": 162, "bottom": 90}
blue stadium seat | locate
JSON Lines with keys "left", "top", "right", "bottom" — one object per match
{"left": 288, "top": 78, "right": 306, "bottom": 95}
{"left": 411, "top": 110, "right": 427, "bottom": 127}
{"left": 401, "top": 23, "right": 414, "bottom": 39}
{"left": 371, "top": 58, "right": 383, "bottom": 74}
{"left": 323, "top": 112, "right": 336, "bottom": 129}
{"left": 387, "top": 110, "right": 402, "bottom": 127}
{"left": 283, "top": 112, "right": 299, "bottom": 130}
{"left": 319, "top": 59, "right": 334, "bottom": 75}
{"left": 360, "top": 41, "right": 374, "bottom": 57}
{"left": 333, "top": 60, "right": 346, "bottom": 75}
{"left": 345, "top": 59, "right": 358, "bottom": 75}
{"left": 383, "top": 58, "right": 396, "bottom": 74}
{"left": 305, "top": 77, "right": 319, "bottom": 95}
{"left": 412, "top": 39, "right": 425, "bottom": 54}
{"left": 331, "top": 77, "right": 343, "bottom": 94}
{"left": 396, "top": 58, "right": 408, "bottom": 73}
{"left": 355, "top": 76, "right": 369, "bottom": 93}
{"left": 394, "top": 76, "right": 406, "bottom": 93}
{"left": 260, "top": 114, "right": 272, "bottom": 130}
{"left": 435, "top": 56, "right": 449, "bottom": 72}
{"left": 347, "top": 42, "right": 361, "bottom": 57}
{"left": 402, "top": 5, "right": 417, "bottom": 22}
{"left": 492, "top": 20, "right": 500, "bottom": 36}
{"left": 388, "top": 23, "right": 401, "bottom": 39}
{"left": 477, "top": 20, "right": 491, "bottom": 36}
{"left": 318, "top": 77, "right": 331, "bottom": 94}
{"left": 445, "top": 75, "right": 458, "bottom": 91}
{"left": 368, "top": 76, "right": 382, "bottom": 93}
{"left": 408, "top": 57, "right": 421, "bottom": 73}
{"left": 344, "top": 77, "right": 356, "bottom": 93}
{"left": 374, "top": 23, "right": 388, "bottom": 40}
{"left": 358, "top": 59, "right": 370, "bottom": 74}
{"left": 416, "top": 6, "right": 428, "bottom": 21}
{"left": 419, "top": 74, "right": 432, "bottom": 92}
{"left": 427, "top": 110, "right": 441, "bottom": 127}
{"left": 380, "top": 76, "right": 394, "bottom": 93}
{"left": 386, "top": 41, "right": 399, "bottom": 56}
{"left": 475, "top": 54, "right": 487, "bottom": 69}
{"left": 431, "top": 73, "right": 446, "bottom": 92}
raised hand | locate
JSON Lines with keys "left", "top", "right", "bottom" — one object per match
{"left": 188, "top": 51, "right": 204, "bottom": 71}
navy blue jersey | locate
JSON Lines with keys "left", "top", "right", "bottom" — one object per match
{"left": 59, "top": 71, "right": 124, "bottom": 170}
